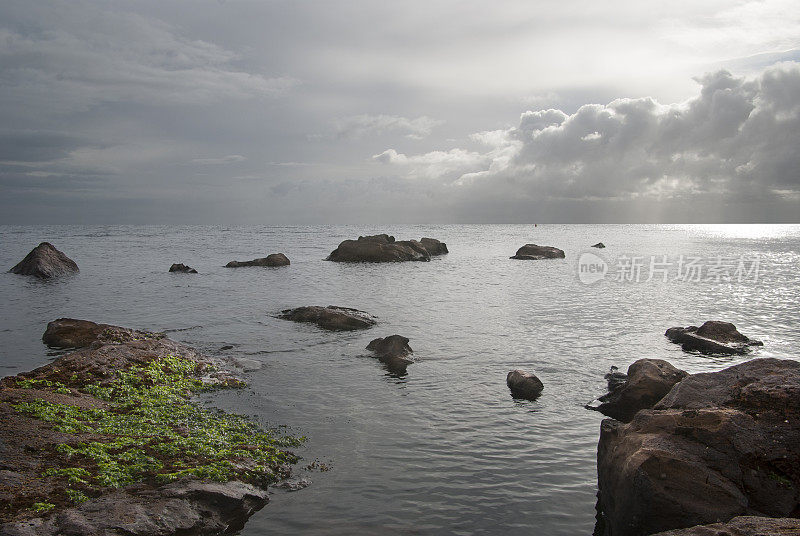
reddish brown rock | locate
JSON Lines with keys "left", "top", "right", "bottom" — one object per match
{"left": 366, "top": 335, "right": 414, "bottom": 373}
{"left": 225, "top": 253, "right": 289, "bottom": 268}
{"left": 506, "top": 370, "right": 544, "bottom": 400}
{"left": 650, "top": 516, "right": 800, "bottom": 535}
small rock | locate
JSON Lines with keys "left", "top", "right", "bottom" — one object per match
{"left": 366, "top": 335, "right": 414, "bottom": 373}
{"left": 507, "top": 370, "right": 544, "bottom": 400}
{"left": 591, "top": 242, "right": 606, "bottom": 248}
{"left": 8, "top": 242, "right": 79, "bottom": 279}
{"left": 278, "top": 306, "right": 376, "bottom": 331}
{"left": 510, "top": 244, "right": 565, "bottom": 260}
{"left": 169, "top": 263, "right": 198, "bottom": 273}
{"left": 419, "top": 237, "right": 449, "bottom": 256}
{"left": 666, "top": 320, "right": 763, "bottom": 355}
{"left": 274, "top": 478, "right": 311, "bottom": 492}
{"left": 225, "top": 253, "right": 290, "bottom": 268}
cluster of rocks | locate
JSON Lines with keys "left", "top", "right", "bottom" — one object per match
{"left": 510, "top": 244, "right": 565, "bottom": 260}
{"left": 666, "top": 321, "right": 763, "bottom": 355}
{"left": 326, "top": 234, "right": 448, "bottom": 263}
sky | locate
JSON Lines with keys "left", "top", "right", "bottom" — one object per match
{"left": 1, "top": 0, "right": 799, "bottom": 223}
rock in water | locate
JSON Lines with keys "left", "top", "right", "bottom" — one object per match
{"left": 666, "top": 320, "right": 763, "bottom": 355}
{"left": 506, "top": 370, "right": 544, "bottom": 400}
{"left": 278, "top": 306, "right": 376, "bottom": 331}
{"left": 591, "top": 242, "right": 606, "bottom": 248}
{"left": 590, "top": 359, "right": 688, "bottom": 422}
{"left": 8, "top": 242, "right": 79, "bottom": 279}
{"left": 419, "top": 237, "right": 449, "bottom": 256}
{"left": 650, "top": 516, "right": 800, "bottom": 535}
{"left": 169, "top": 263, "right": 198, "bottom": 273}
{"left": 225, "top": 253, "right": 290, "bottom": 267}
{"left": 596, "top": 358, "right": 800, "bottom": 536}
{"left": 510, "top": 244, "right": 565, "bottom": 260}
{"left": 366, "top": 335, "right": 414, "bottom": 373}
{"left": 326, "top": 234, "right": 431, "bottom": 263}
{"left": 42, "top": 318, "right": 163, "bottom": 349}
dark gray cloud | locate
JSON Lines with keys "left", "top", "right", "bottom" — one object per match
{"left": 0, "top": 0, "right": 798, "bottom": 223}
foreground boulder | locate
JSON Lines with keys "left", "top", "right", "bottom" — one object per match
{"left": 666, "top": 321, "right": 763, "bottom": 355}
{"left": 327, "top": 234, "right": 439, "bottom": 263}
{"left": 42, "top": 318, "right": 163, "bottom": 349}
{"left": 0, "top": 321, "right": 300, "bottom": 536}
{"left": 589, "top": 359, "right": 688, "bottom": 422}
{"left": 596, "top": 358, "right": 800, "bottom": 536}
{"left": 169, "top": 263, "right": 197, "bottom": 273}
{"left": 510, "top": 244, "right": 565, "bottom": 260}
{"left": 366, "top": 335, "right": 414, "bottom": 373}
{"left": 8, "top": 243, "right": 79, "bottom": 279}
{"left": 651, "top": 516, "right": 800, "bottom": 535}
{"left": 278, "top": 306, "right": 376, "bottom": 331}
{"left": 225, "top": 253, "right": 290, "bottom": 268}
{"left": 506, "top": 370, "right": 544, "bottom": 400}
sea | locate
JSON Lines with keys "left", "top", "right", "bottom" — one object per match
{"left": 1, "top": 224, "right": 799, "bottom": 535}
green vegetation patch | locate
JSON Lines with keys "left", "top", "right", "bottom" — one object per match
{"left": 14, "top": 353, "right": 303, "bottom": 494}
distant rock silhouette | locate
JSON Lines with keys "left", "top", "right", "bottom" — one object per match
{"left": 510, "top": 244, "right": 565, "bottom": 260}
{"left": 8, "top": 242, "right": 79, "bottom": 279}
{"left": 327, "top": 234, "right": 436, "bottom": 263}
{"left": 169, "top": 263, "right": 197, "bottom": 273}
{"left": 225, "top": 253, "right": 290, "bottom": 267}
{"left": 591, "top": 242, "right": 605, "bottom": 248}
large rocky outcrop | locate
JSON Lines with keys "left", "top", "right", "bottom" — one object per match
{"left": 650, "top": 516, "right": 800, "bottom": 535}
{"left": 278, "top": 306, "right": 376, "bottom": 331}
{"left": 0, "top": 321, "right": 299, "bottom": 536}
{"left": 8, "top": 243, "right": 79, "bottom": 279}
{"left": 326, "top": 234, "right": 446, "bottom": 263}
{"left": 225, "top": 253, "right": 290, "bottom": 268}
{"left": 596, "top": 358, "right": 800, "bottom": 536}
{"left": 366, "top": 335, "right": 414, "bottom": 373}
{"left": 169, "top": 263, "right": 197, "bottom": 274}
{"left": 590, "top": 359, "right": 688, "bottom": 422}
{"left": 506, "top": 370, "right": 544, "bottom": 400}
{"left": 666, "top": 321, "right": 763, "bottom": 355}
{"left": 510, "top": 244, "right": 565, "bottom": 260}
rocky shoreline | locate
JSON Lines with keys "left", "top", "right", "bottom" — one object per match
{"left": 0, "top": 319, "right": 302, "bottom": 536}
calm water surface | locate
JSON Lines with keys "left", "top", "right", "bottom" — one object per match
{"left": 1, "top": 224, "right": 799, "bottom": 535}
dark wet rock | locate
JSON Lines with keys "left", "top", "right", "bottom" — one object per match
{"left": 8, "top": 243, "right": 79, "bottom": 279}
{"left": 326, "top": 234, "right": 431, "bottom": 263}
{"left": 510, "top": 244, "right": 565, "bottom": 260}
{"left": 274, "top": 478, "right": 311, "bottom": 492}
{"left": 650, "top": 516, "right": 800, "bottom": 535}
{"left": 590, "top": 359, "right": 688, "bottom": 422}
{"left": 419, "top": 237, "right": 449, "bottom": 256}
{"left": 506, "top": 370, "right": 544, "bottom": 400}
{"left": 42, "top": 318, "right": 163, "bottom": 349}
{"left": 169, "top": 263, "right": 197, "bottom": 274}
{"left": 604, "top": 366, "right": 628, "bottom": 393}
{"left": 278, "top": 306, "right": 376, "bottom": 331}
{"left": 591, "top": 242, "right": 606, "bottom": 249}
{"left": 366, "top": 335, "right": 414, "bottom": 372}
{"left": 666, "top": 321, "right": 763, "bottom": 355}
{"left": 225, "top": 253, "right": 290, "bottom": 268}
{"left": 0, "top": 480, "right": 269, "bottom": 536}
{"left": 596, "top": 358, "right": 800, "bottom": 536}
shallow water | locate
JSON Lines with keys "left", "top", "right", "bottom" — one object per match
{"left": 1, "top": 224, "right": 799, "bottom": 535}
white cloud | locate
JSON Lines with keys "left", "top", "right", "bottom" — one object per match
{"left": 375, "top": 64, "right": 800, "bottom": 203}
{"left": 334, "top": 114, "right": 443, "bottom": 139}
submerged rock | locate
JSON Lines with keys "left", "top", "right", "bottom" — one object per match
{"left": 596, "top": 358, "right": 800, "bottom": 536}
{"left": 591, "top": 242, "right": 606, "bottom": 249}
{"left": 225, "top": 253, "right": 290, "bottom": 268}
{"left": 169, "top": 263, "right": 197, "bottom": 273}
{"left": 506, "top": 370, "right": 544, "bottom": 400}
{"left": 510, "top": 244, "right": 565, "bottom": 260}
{"left": 590, "top": 359, "right": 688, "bottom": 422}
{"left": 366, "top": 335, "right": 414, "bottom": 373}
{"left": 326, "top": 234, "right": 440, "bottom": 263}
{"left": 650, "top": 516, "right": 800, "bottom": 535}
{"left": 278, "top": 306, "right": 376, "bottom": 331}
{"left": 666, "top": 320, "right": 763, "bottom": 355}
{"left": 8, "top": 242, "right": 79, "bottom": 279}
